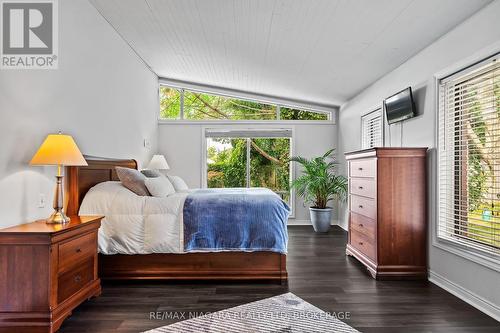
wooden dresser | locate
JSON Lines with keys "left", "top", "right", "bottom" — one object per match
{"left": 345, "top": 148, "right": 427, "bottom": 279}
{"left": 0, "top": 216, "right": 103, "bottom": 333}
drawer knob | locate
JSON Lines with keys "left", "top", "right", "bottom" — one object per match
{"left": 358, "top": 205, "right": 363, "bottom": 208}
{"left": 359, "top": 242, "right": 364, "bottom": 246}
{"left": 358, "top": 167, "right": 363, "bottom": 171}
{"left": 359, "top": 224, "right": 364, "bottom": 227}
{"left": 76, "top": 248, "right": 82, "bottom": 253}
{"left": 358, "top": 186, "right": 363, "bottom": 189}
{"left": 74, "top": 275, "right": 82, "bottom": 283}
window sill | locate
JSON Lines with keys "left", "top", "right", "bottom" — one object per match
{"left": 432, "top": 236, "right": 500, "bottom": 273}
{"left": 158, "top": 120, "right": 335, "bottom": 125}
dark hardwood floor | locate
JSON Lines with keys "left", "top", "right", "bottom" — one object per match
{"left": 59, "top": 226, "right": 500, "bottom": 333}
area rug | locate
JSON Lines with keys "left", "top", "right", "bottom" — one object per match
{"left": 145, "top": 292, "right": 359, "bottom": 332}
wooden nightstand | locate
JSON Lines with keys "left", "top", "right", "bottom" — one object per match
{"left": 0, "top": 216, "right": 103, "bottom": 333}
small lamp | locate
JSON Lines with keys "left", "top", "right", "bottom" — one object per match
{"left": 30, "top": 133, "right": 87, "bottom": 224}
{"left": 147, "top": 154, "right": 170, "bottom": 171}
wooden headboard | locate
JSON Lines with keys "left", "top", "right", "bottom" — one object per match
{"left": 65, "top": 156, "right": 137, "bottom": 216}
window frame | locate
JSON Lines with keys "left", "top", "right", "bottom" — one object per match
{"left": 158, "top": 83, "right": 334, "bottom": 124}
{"left": 201, "top": 126, "right": 296, "bottom": 219}
{"left": 360, "top": 108, "right": 384, "bottom": 149}
{"left": 434, "top": 49, "right": 500, "bottom": 272}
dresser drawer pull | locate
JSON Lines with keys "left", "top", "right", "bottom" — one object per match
{"left": 76, "top": 248, "right": 82, "bottom": 253}
{"left": 358, "top": 186, "right": 363, "bottom": 189}
{"left": 359, "top": 224, "right": 364, "bottom": 227}
{"left": 358, "top": 167, "right": 363, "bottom": 171}
{"left": 359, "top": 242, "right": 364, "bottom": 246}
{"left": 358, "top": 205, "right": 363, "bottom": 208}
{"left": 74, "top": 275, "right": 82, "bottom": 283}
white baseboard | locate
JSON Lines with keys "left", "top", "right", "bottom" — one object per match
{"left": 337, "top": 223, "right": 348, "bottom": 231}
{"left": 429, "top": 270, "right": 500, "bottom": 322}
{"left": 287, "top": 219, "right": 339, "bottom": 226}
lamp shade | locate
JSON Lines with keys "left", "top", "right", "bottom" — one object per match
{"left": 30, "top": 133, "right": 87, "bottom": 166}
{"left": 147, "top": 155, "right": 170, "bottom": 170}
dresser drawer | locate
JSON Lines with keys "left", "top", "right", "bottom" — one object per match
{"left": 350, "top": 195, "right": 377, "bottom": 219}
{"left": 350, "top": 212, "right": 376, "bottom": 239}
{"left": 58, "top": 232, "right": 96, "bottom": 272}
{"left": 350, "top": 178, "right": 376, "bottom": 198}
{"left": 57, "top": 258, "right": 94, "bottom": 303}
{"left": 349, "top": 158, "right": 376, "bottom": 178}
{"left": 350, "top": 229, "right": 376, "bottom": 261}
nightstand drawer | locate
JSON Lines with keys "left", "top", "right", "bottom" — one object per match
{"left": 350, "top": 212, "right": 376, "bottom": 240}
{"left": 58, "top": 232, "right": 96, "bottom": 272}
{"left": 349, "top": 158, "right": 376, "bottom": 178}
{"left": 0, "top": 216, "right": 102, "bottom": 333}
{"left": 350, "top": 229, "right": 376, "bottom": 261}
{"left": 350, "top": 178, "right": 376, "bottom": 198}
{"left": 57, "top": 257, "right": 94, "bottom": 303}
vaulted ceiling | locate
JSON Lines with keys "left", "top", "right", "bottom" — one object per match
{"left": 90, "top": 0, "right": 491, "bottom": 107}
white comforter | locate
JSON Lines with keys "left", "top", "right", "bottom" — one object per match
{"left": 79, "top": 181, "right": 189, "bottom": 254}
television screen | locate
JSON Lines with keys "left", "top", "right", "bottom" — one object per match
{"left": 384, "top": 87, "right": 415, "bottom": 124}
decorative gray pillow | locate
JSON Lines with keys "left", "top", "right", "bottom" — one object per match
{"left": 141, "top": 169, "right": 163, "bottom": 178}
{"left": 167, "top": 175, "right": 189, "bottom": 191}
{"left": 115, "top": 166, "right": 151, "bottom": 196}
{"left": 144, "top": 176, "right": 175, "bottom": 197}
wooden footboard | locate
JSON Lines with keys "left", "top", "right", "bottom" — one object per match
{"left": 99, "top": 252, "right": 287, "bottom": 283}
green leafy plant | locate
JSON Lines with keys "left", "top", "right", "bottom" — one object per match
{"left": 290, "top": 149, "right": 348, "bottom": 209}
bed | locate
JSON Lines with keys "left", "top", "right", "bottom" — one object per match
{"left": 65, "top": 157, "right": 288, "bottom": 283}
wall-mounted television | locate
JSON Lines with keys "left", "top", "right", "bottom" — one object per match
{"left": 384, "top": 87, "right": 415, "bottom": 124}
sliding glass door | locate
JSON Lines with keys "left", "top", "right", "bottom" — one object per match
{"left": 205, "top": 129, "right": 292, "bottom": 205}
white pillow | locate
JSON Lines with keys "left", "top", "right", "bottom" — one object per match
{"left": 144, "top": 176, "right": 175, "bottom": 197}
{"left": 167, "top": 175, "right": 189, "bottom": 191}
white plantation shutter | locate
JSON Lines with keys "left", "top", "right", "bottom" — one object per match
{"left": 361, "top": 109, "right": 383, "bottom": 149}
{"left": 438, "top": 54, "right": 500, "bottom": 255}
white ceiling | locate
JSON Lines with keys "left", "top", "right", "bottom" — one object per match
{"left": 90, "top": 0, "right": 491, "bottom": 107}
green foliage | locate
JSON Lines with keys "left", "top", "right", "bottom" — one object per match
{"left": 207, "top": 138, "right": 291, "bottom": 201}
{"left": 466, "top": 77, "right": 500, "bottom": 212}
{"left": 159, "top": 86, "right": 181, "bottom": 119}
{"left": 468, "top": 91, "right": 487, "bottom": 144}
{"left": 159, "top": 86, "right": 328, "bottom": 121}
{"left": 250, "top": 138, "right": 291, "bottom": 201}
{"left": 462, "top": 72, "right": 500, "bottom": 249}
{"left": 207, "top": 139, "right": 247, "bottom": 188}
{"left": 280, "top": 107, "right": 328, "bottom": 120}
{"left": 290, "top": 149, "right": 348, "bottom": 209}
{"left": 183, "top": 91, "right": 277, "bottom": 120}
{"left": 467, "top": 144, "right": 488, "bottom": 212}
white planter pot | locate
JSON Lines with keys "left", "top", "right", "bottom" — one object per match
{"left": 309, "top": 207, "right": 332, "bottom": 233}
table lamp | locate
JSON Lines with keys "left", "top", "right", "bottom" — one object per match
{"left": 147, "top": 154, "right": 170, "bottom": 171}
{"left": 30, "top": 133, "right": 88, "bottom": 224}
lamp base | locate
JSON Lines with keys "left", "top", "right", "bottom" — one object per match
{"left": 46, "top": 209, "right": 71, "bottom": 224}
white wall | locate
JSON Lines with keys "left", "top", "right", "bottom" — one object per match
{"left": 158, "top": 122, "right": 337, "bottom": 223}
{"left": 0, "top": 0, "right": 158, "bottom": 228}
{"left": 338, "top": 0, "right": 500, "bottom": 320}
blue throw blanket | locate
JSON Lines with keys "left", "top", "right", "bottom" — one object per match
{"left": 183, "top": 188, "right": 290, "bottom": 254}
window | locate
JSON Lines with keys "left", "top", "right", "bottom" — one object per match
{"left": 159, "top": 85, "right": 329, "bottom": 121}
{"left": 159, "top": 86, "right": 182, "bottom": 119}
{"left": 361, "top": 109, "right": 383, "bottom": 148}
{"left": 279, "top": 106, "right": 328, "bottom": 121}
{"left": 438, "top": 54, "right": 500, "bottom": 256}
{"left": 204, "top": 129, "right": 292, "bottom": 206}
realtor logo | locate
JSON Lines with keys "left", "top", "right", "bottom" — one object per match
{"left": 1, "top": 0, "right": 58, "bottom": 69}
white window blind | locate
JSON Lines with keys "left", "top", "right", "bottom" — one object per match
{"left": 361, "top": 109, "right": 383, "bottom": 148}
{"left": 438, "top": 54, "right": 500, "bottom": 256}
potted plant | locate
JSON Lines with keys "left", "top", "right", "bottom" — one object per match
{"left": 290, "top": 149, "right": 348, "bottom": 232}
